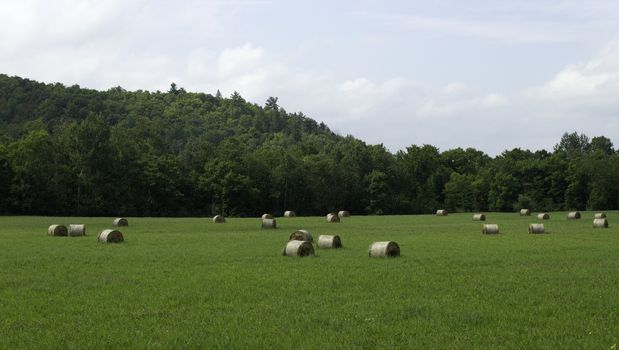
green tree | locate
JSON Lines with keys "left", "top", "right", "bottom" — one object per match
{"left": 265, "top": 96, "right": 279, "bottom": 111}
{"left": 7, "top": 129, "right": 67, "bottom": 214}
{"left": 589, "top": 136, "right": 614, "bottom": 155}
{"left": 554, "top": 132, "right": 590, "bottom": 159}
{"left": 0, "top": 145, "right": 13, "bottom": 212}
{"left": 366, "top": 170, "right": 389, "bottom": 214}
{"left": 488, "top": 172, "right": 519, "bottom": 212}
{"left": 67, "top": 113, "right": 117, "bottom": 214}
{"left": 394, "top": 144, "right": 445, "bottom": 213}
{"left": 444, "top": 172, "right": 476, "bottom": 212}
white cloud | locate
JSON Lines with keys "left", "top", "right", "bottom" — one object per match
{"left": 0, "top": 0, "right": 239, "bottom": 90}
{"left": 357, "top": 1, "right": 619, "bottom": 44}
{"left": 0, "top": 0, "right": 133, "bottom": 53}
{"left": 417, "top": 83, "right": 507, "bottom": 117}
{"left": 379, "top": 14, "right": 576, "bottom": 44}
{"left": 527, "top": 41, "right": 619, "bottom": 104}
{"left": 518, "top": 41, "right": 619, "bottom": 145}
{"left": 216, "top": 44, "right": 266, "bottom": 78}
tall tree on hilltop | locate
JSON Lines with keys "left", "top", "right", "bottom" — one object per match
{"left": 265, "top": 96, "right": 279, "bottom": 111}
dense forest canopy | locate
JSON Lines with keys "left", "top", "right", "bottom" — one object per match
{"left": 0, "top": 74, "right": 618, "bottom": 216}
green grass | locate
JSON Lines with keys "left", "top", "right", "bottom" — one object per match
{"left": 1, "top": 212, "right": 618, "bottom": 349}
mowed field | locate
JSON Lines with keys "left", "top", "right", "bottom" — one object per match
{"left": 1, "top": 213, "right": 618, "bottom": 349}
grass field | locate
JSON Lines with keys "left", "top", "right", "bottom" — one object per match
{"left": 1, "top": 212, "right": 618, "bottom": 349}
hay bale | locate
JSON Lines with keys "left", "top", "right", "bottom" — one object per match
{"left": 528, "top": 223, "right": 545, "bottom": 234}
{"left": 213, "top": 215, "right": 225, "bottom": 223}
{"left": 282, "top": 240, "right": 314, "bottom": 257}
{"left": 98, "top": 229, "right": 124, "bottom": 243}
{"left": 472, "top": 214, "right": 486, "bottom": 221}
{"left": 593, "top": 218, "right": 609, "bottom": 228}
{"left": 482, "top": 224, "right": 499, "bottom": 234}
{"left": 289, "top": 229, "right": 313, "bottom": 242}
{"left": 261, "top": 218, "right": 277, "bottom": 229}
{"left": 338, "top": 210, "right": 350, "bottom": 218}
{"left": 113, "top": 218, "right": 128, "bottom": 227}
{"left": 261, "top": 213, "right": 273, "bottom": 220}
{"left": 326, "top": 213, "right": 340, "bottom": 223}
{"left": 284, "top": 211, "right": 296, "bottom": 217}
{"left": 317, "top": 235, "right": 342, "bottom": 249}
{"left": 594, "top": 212, "right": 607, "bottom": 219}
{"left": 69, "top": 224, "right": 86, "bottom": 237}
{"left": 368, "top": 241, "right": 400, "bottom": 257}
{"left": 436, "top": 209, "right": 448, "bottom": 216}
{"left": 47, "top": 224, "right": 68, "bottom": 236}
{"left": 537, "top": 213, "right": 550, "bottom": 220}
{"left": 519, "top": 209, "right": 531, "bottom": 216}
{"left": 567, "top": 211, "right": 581, "bottom": 220}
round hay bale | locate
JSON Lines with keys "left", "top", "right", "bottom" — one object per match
{"left": 282, "top": 240, "right": 314, "bottom": 257}
{"left": 261, "top": 213, "right": 273, "bottom": 220}
{"left": 98, "top": 229, "right": 124, "bottom": 243}
{"left": 213, "top": 215, "right": 225, "bottom": 223}
{"left": 326, "top": 213, "right": 340, "bottom": 223}
{"left": 284, "top": 210, "right": 296, "bottom": 217}
{"left": 289, "top": 229, "right": 313, "bottom": 242}
{"left": 472, "top": 214, "right": 486, "bottom": 221}
{"left": 593, "top": 218, "right": 609, "bottom": 228}
{"left": 317, "top": 235, "right": 342, "bottom": 249}
{"left": 69, "top": 224, "right": 86, "bottom": 237}
{"left": 113, "top": 218, "right": 128, "bottom": 227}
{"left": 537, "top": 213, "right": 550, "bottom": 220}
{"left": 594, "top": 212, "right": 607, "bottom": 219}
{"left": 47, "top": 224, "right": 68, "bottom": 236}
{"left": 528, "top": 223, "right": 545, "bottom": 234}
{"left": 482, "top": 224, "right": 499, "bottom": 234}
{"left": 368, "top": 241, "right": 400, "bottom": 257}
{"left": 519, "top": 209, "right": 531, "bottom": 216}
{"left": 338, "top": 210, "right": 350, "bottom": 218}
{"left": 567, "top": 211, "right": 581, "bottom": 220}
{"left": 436, "top": 209, "right": 448, "bottom": 216}
{"left": 261, "top": 218, "right": 277, "bottom": 229}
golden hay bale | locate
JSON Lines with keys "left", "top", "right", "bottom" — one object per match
{"left": 284, "top": 211, "right": 296, "bottom": 217}
{"left": 472, "top": 214, "right": 486, "bottom": 221}
{"left": 282, "top": 240, "right": 314, "bottom": 257}
{"left": 69, "top": 224, "right": 86, "bottom": 237}
{"left": 368, "top": 241, "right": 400, "bottom": 257}
{"left": 98, "top": 229, "right": 124, "bottom": 243}
{"left": 113, "top": 218, "right": 128, "bottom": 227}
{"left": 261, "top": 218, "right": 277, "bottom": 229}
{"left": 326, "top": 213, "right": 340, "bottom": 223}
{"left": 436, "top": 209, "right": 448, "bottom": 216}
{"left": 519, "top": 209, "right": 531, "bottom": 216}
{"left": 594, "top": 212, "right": 607, "bottom": 219}
{"left": 213, "top": 215, "right": 225, "bottom": 223}
{"left": 567, "top": 211, "right": 581, "bottom": 220}
{"left": 289, "top": 229, "right": 313, "bottom": 242}
{"left": 482, "top": 224, "right": 499, "bottom": 234}
{"left": 529, "top": 223, "right": 545, "bottom": 234}
{"left": 593, "top": 218, "right": 609, "bottom": 228}
{"left": 261, "top": 213, "right": 273, "bottom": 220}
{"left": 537, "top": 213, "right": 550, "bottom": 220}
{"left": 47, "top": 224, "right": 68, "bottom": 236}
{"left": 338, "top": 210, "right": 350, "bottom": 218}
{"left": 317, "top": 235, "right": 342, "bottom": 249}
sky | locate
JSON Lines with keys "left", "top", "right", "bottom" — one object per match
{"left": 2, "top": 0, "right": 619, "bottom": 155}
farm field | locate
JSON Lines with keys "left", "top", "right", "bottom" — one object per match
{"left": 1, "top": 212, "right": 618, "bottom": 349}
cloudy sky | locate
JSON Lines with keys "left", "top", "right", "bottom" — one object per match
{"left": 2, "top": 0, "right": 619, "bottom": 155}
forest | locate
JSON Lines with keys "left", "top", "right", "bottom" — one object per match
{"left": 0, "top": 74, "right": 618, "bottom": 216}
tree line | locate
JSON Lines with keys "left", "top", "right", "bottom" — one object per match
{"left": 1, "top": 74, "right": 618, "bottom": 216}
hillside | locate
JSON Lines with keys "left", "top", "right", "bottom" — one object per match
{"left": 0, "top": 74, "right": 618, "bottom": 216}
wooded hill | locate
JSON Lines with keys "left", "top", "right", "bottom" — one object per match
{"left": 0, "top": 74, "right": 618, "bottom": 216}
